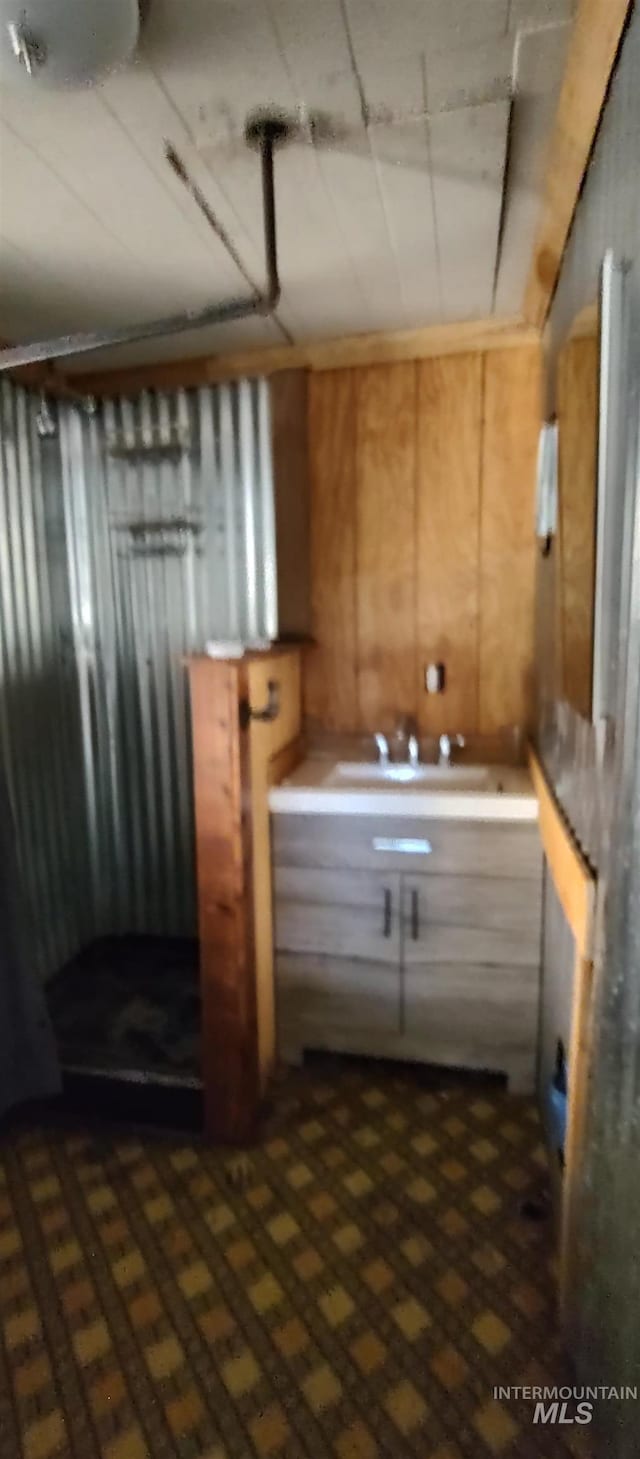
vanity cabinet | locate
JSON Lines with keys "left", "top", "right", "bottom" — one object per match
{"left": 272, "top": 813, "right": 542, "bottom": 1092}
{"left": 274, "top": 866, "right": 402, "bottom": 1046}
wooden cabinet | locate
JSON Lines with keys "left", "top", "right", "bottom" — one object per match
{"left": 274, "top": 867, "right": 402, "bottom": 1060}
{"left": 400, "top": 874, "right": 540, "bottom": 1091}
{"left": 273, "top": 813, "right": 542, "bottom": 1092}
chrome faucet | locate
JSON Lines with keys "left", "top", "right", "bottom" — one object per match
{"left": 408, "top": 733, "right": 420, "bottom": 767}
{"left": 374, "top": 731, "right": 390, "bottom": 765}
{"left": 438, "top": 732, "right": 465, "bottom": 767}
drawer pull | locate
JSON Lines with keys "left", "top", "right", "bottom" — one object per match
{"left": 373, "top": 836, "right": 433, "bottom": 855}
{"left": 383, "top": 888, "right": 392, "bottom": 938}
{"left": 411, "top": 888, "right": 419, "bottom": 941}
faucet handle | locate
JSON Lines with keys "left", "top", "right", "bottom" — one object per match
{"left": 455, "top": 734, "right": 465, "bottom": 748}
{"left": 374, "top": 731, "right": 390, "bottom": 765}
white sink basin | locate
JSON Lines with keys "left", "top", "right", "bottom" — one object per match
{"left": 325, "top": 761, "right": 490, "bottom": 790}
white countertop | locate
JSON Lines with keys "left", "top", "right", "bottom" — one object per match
{"left": 269, "top": 756, "right": 538, "bottom": 821}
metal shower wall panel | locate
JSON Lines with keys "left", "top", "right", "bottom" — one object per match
{"left": 58, "top": 377, "right": 276, "bottom": 941}
{"left": 0, "top": 375, "right": 276, "bottom": 975}
{"left": 0, "top": 381, "right": 91, "bottom": 981}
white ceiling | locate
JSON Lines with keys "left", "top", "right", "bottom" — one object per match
{"left": 0, "top": 0, "right": 573, "bottom": 372}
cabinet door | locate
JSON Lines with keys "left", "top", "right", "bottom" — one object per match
{"left": 400, "top": 874, "right": 540, "bottom": 1087}
{"left": 402, "top": 874, "right": 542, "bottom": 968}
{"left": 275, "top": 866, "right": 401, "bottom": 961}
{"left": 274, "top": 867, "right": 402, "bottom": 1054}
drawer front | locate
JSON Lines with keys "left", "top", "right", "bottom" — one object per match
{"left": 402, "top": 874, "right": 542, "bottom": 967}
{"left": 274, "top": 867, "right": 401, "bottom": 963}
{"left": 277, "top": 952, "right": 401, "bottom": 1039}
{"left": 272, "top": 813, "right": 542, "bottom": 879}
{"left": 403, "top": 962, "right": 539, "bottom": 1062}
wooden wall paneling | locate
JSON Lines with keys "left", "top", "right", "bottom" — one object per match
{"left": 479, "top": 345, "right": 542, "bottom": 733}
{"left": 355, "top": 363, "right": 417, "bottom": 732}
{"left": 188, "top": 655, "right": 258, "bottom": 1143}
{"left": 416, "top": 353, "right": 482, "bottom": 737}
{"left": 270, "top": 370, "right": 311, "bottom": 639}
{"left": 557, "top": 334, "right": 599, "bottom": 718}
{"left": 304, "top": 370, "right": 358, "bottom": 731}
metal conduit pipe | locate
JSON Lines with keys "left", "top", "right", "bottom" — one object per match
{"left": 0, "top": 118, "right": 284, "bottom": 373}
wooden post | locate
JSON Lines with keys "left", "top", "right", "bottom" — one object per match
{"left": 188, "top": 649, "right": 302, "bottom": 1143}
{"left": 188, "top": 656, "right": 258, "bottom": 1143}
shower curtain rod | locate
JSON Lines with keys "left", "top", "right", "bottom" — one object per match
{"left": 0, "top": 120, "right": 284, "bottom": 373}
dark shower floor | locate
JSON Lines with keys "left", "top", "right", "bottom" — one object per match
{"left": 47, "top": 935, "right": 201, "bottom": 1086}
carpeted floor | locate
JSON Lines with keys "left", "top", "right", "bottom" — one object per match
{"left": 0, "top": 1064, "right": 589, "bottom": 1459}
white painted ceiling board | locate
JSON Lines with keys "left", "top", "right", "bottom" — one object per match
{"left": 0, "top": 0, "right": 574, "bottom": 362}
{"left": 345, "top": 0, "right": 510, "bottom": 61}
{"left": 0, "top": 91, "right": 246, "bottom": 302}
{"left": 509, "top": 0, "right": 575, "bottom": 28}
{"left": 429, "top": 100, "right": 511, "bottom": 320}
{"left": 493, "top": 22, "right": 570, "bottom": 314}
{"left": 424, "top": 35, "right": 514, "bottom": 113}
{"left": 368, "top": 122, "right": 441, "bottom": 326}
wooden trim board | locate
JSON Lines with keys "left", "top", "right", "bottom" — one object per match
{"left": 67, "top": 316, "right": 539, "bottom": 398}
{"left": 528, "top": 745, "right": 595, "bottom": 957}
{"left": 529, "top": 743, "right": 597, "bottom": 1331}
{"left": 523, "top": 0, "right": 632, "bottom": 328}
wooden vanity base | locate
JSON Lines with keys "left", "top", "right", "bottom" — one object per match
{"left": 273, "top": 812, "right": 543, "bottom": 1095}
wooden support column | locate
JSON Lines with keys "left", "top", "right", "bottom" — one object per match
{"left": 189, "top": 655, "right": 258, "bottom": 1143}
{"left": 188, "top": 648, "right": 301, "bottom": 1143}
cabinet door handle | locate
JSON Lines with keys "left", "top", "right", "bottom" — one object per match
{"left": 383, "top": 888, "right": 392, "bottom": 938}
{"left": 411, "top": 888, "right": 419, "bottom": 941}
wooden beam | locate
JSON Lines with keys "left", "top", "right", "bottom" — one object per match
{"left": 523, "top": 0, "right": 632, "bottom": 328}
{"left": 68, "top": 315, "right": 539, "bottom": 398}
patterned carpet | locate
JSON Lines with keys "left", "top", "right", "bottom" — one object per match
{"left": 0, "top": 1064, "right": 590, "bottom": 1459}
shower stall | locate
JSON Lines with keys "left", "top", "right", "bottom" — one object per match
{"left": 0, "top": 373, "right": 286, "bottom": 1116}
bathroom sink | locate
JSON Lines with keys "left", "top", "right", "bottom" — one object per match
{"left": 325, "top": 762, "right": 490, "bottom": 790}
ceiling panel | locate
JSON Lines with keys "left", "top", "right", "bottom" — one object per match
{"left": 430, "top": 100, "right": 511, "bottom": 319}
{"left": 424, "top": 34, "right": 514, "bottom": 113}
{"left": 0, "top": 0, "right": 574, "bottom": 366}
{"left": 494, "top": 23, "right": 570, "bottom": 314}
{"left": 345, "top": 0, "right": 510, "bottom": 62}
{"left": 0, "top": 92, "right": 245, "bottom": 301}
{"left": 509, "top": 0, "right": 575, "bottom": 27}
{"left": 369, "top": 122, "right": 441, "bottom": 326}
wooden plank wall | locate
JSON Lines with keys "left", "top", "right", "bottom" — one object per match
{"left": 556, "top": 333, "right": 599, "bottom": 719}
{"left": 304, "top": 346, "right": 542, "bottom": 737}
{"left": 304, "top": 371, "right": 358, "bottom": 731}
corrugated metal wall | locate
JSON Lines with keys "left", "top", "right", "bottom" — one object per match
{"left": 537, "top": 10, "right": 640, "bottom": 1450}
{"left": 0, "top": 376, "right": 276, "bottom": 976}
{"left": 0, "top": 382, "right": 91, "bottom": 980}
